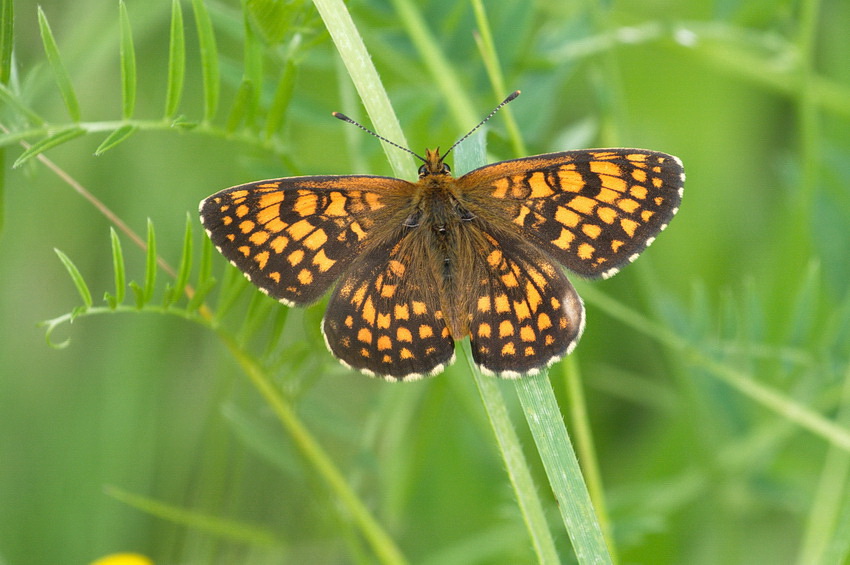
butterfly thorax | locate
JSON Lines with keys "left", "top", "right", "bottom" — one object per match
{"left": 392, "top": 147, "right": 484, "bottom": 338}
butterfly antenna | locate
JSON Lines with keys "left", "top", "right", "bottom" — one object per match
{"left": 332, "top": 111, "right": 427, "bottom": 163}
{"left": 443, "top": 90, "right": 521, "bottom": 159}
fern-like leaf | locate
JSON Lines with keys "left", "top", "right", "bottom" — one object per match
{"left": 37, "top": 7, "right": 80, "bottom": 121}
{"left": 164, "top": 0, "right": 186, "bottom": 118}
{"left": 119, "top": 0, "right": 137, "bottom": 119}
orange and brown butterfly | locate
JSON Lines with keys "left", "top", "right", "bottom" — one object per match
{"left": 199, "top": 91, "right": 684, "bottom": 381}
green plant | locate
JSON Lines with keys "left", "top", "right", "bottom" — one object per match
{"left": 2, "top": 0, "right": 850, "bottom": 563}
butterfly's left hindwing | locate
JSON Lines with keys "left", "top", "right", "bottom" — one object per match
{"left": 322, "top": 237, "right": 455, "bottom": 381}
{"left": 199, "top": 175, "right": 413, "bottom": 305}
{"left": 458, "top": 149, "right": 684, "bottom": 279}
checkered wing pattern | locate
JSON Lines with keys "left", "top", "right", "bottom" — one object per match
{"left": 459, "top": 149, "right": 684, "bottom": 279}
{"left": 322, "top": 238, "right": 455, "bottom": 381}
{"left": 199, "top": 175, "right": 412, "bottom": 305}
{"left": 466, "top": 229, "right": 585, "bottom": 377}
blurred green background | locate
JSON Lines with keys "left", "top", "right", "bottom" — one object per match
{"left": 2, "top": 0, "right": 850, "bottom": 563}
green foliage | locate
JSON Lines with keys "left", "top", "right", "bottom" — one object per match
{"left": 37, "top": 6, "right": 80, "bottom": 122}
{"left": 2, "top": 0, "right": 850, "bottom": 564}
{"left": 118, "top": 0, "right": 137, "bottom": 120}
{"left": 164, "top": 0, "right": 186, "bottom": 119}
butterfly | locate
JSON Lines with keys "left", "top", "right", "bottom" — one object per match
{"left": 199, "top": 91, "right": 684, "bottom": 381}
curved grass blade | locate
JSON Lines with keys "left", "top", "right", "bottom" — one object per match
{"left": 130, "top": 219, "right": 157, "bottom": 308}
{"left": 167, "top": 214, "right": 193, "bottom": 305}
{"left": 119, "top": 0, "right": 137, "bottom": 119}
{"left": 37, "top": 7, "right": 80, "bottom": 122}
{"left": 104, "top": 485, "right": 281, "bottom": 546}
{"left": 94, "top": 124, "right": 137, "bottom": 156}
{"left": 191, "top": 0, "right": 220, "bottom": 123}
{"left": 13, "top": 127, "right": 85, "bottom": 168}
{"left": 104, "top": 227, "right": 126, "bottom": 308}
{"left": 55, "top": 248, "right": 92, "bottom": 309}
{"left": 144, "top": 218, "right": 157, "bottom": 301}
{"left": 164, "top": 0, "right": 185, "bottom": 118}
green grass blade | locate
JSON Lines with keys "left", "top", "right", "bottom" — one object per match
{"left": 104, "top": 485, "right": 281, "bottom": 546}
{"left": 110, "top": 228, "right": 126, "bottom": 306}
{"left": 580, "top": 284, "right": 850, "bottom": 451}
{"left": 456, "top": 134, "right": 610, "bottom": 563}
{"left": 214, "top": 266, "right": 252, "bottom": 321}
{"left": 191, "top": 0, "right": 220, "bottom": 123}
{"left": 469, "top": 0, "right": 526, "bottom": 157}
{"left": 388, "top": 0, "right": 477, "bottom": 128}
{"left": 463, "top": 345, "right": 561, "bottom": 564}
{"left": 0, "top": 0, "right": 12, "bottom": 85}
{"left": 186, "top": 236, "right": 215, "bottom": 312}
{"left": 225, "top": 79, "right": 255, "bottom": 133}
{"left": 797, "top": 363, "right": 850, "bottom": 564}
{"left": 118, "top": 0, "right": 137, "bottom": 119}
{"left": 168, "top": 214, "right": 193, "bottom": 305}
{"left": 37, "top": 7, "right": 80, "bottom": 122}
{"left": 12, "top": 127, "right": 85, "bottom": 168}
{"left": 94, "top": 124, "right": 137, "bottom": 156}
{"left": 196, "top": 229, "right": 213, "bottom": 288}
{"left": 245, "top": 0, "right": 295, "bottom": 44}
{"left": 455, "top": 138, "right": 561, "bottom": 564}
{"left": 186, "top": 278, "right": 216, "bottom": 313}
{"left": 241, "top": 7, "right": 262, "bottom": 129}
{"left": 312, "top": 0, "right": 413, "bottom": 178}
{"left": 164, "top": 0, "right": 186, "bottom": 118}
{"left": 262, "top": 306, "right": 289, "bottom": 359}
{"left": 562, "top": 356, "right": 616, "bottom": 559}
{"left": 515, "top": 375, "right": 613, "bottom": 564}
{"left": 54, "top": 249, "right": 92, "bottom": 309}
{"left": 264, "top": 59, "right": 295, "bottom": 139}
{"left": 143, "top": 218, "right": 157, "bottom": 305}
{"left": 217, "top": 332, "right": 408, "bottom": 565}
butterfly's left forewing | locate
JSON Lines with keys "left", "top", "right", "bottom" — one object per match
{"left": 199, "top": 175, "right": 413, "bottom": 305}
{"left": 458, "top": 149, "right": 684, "bottom": 279}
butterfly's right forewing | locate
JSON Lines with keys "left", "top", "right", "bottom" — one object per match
{"left": 459, "top": 149, "right": 684, "bottom": 279}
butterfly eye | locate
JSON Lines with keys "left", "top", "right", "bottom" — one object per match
{"left": 442, "top": 163, "right": 451, "bottom": 174}
{"left": 418, "top": 164, "right": 428, "bottom": 177}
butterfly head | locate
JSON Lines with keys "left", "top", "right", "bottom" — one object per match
{"left": 418, "top": 148, "right": 452, "bottom": 178}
